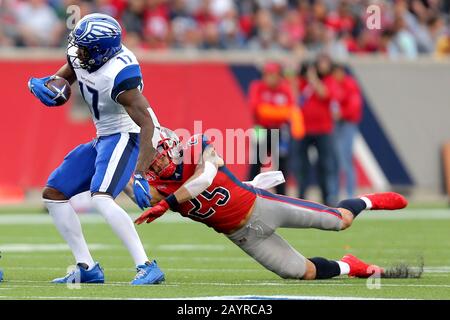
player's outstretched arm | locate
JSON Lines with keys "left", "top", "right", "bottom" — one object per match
{"left": 135, "top": 145, "right": 223, "bottom": 225}
{"left": 118, "top": 88, "right": 156, "bottom": 209}
{"left": 173, "top": 145, "right": 223, "bottom": 203}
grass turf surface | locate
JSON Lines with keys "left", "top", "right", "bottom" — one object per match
{"left": 0, "top": 209, "right": 449, "bottom": 300}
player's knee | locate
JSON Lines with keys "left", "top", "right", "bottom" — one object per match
{"left": 339, "top": 210, "right": 354, "bottom": 230}
{"left": 42, "top": 187, "right": 67, "bottom": 201}
{"left": 301, "top": 260, "right": 317, "bottom": 280}
{"left": 91, "top": 193, "right": 113, "bottom": 207}
{"left": 275, "top": 260, "right": 307, "bottom": 280}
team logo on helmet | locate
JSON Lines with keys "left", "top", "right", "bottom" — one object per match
{"left": 77, "top": 20, "right": 121, "bottom": 45}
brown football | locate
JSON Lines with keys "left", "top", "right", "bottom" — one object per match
{"left": 45, "top": 77, "right": 71, "bottom": 106}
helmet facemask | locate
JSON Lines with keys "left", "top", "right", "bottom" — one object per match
{"left": 148, "top": 135, "right": 183, "bottom": 179}
{"left": 67, "top": 13, "right": 122, "bottom": 72}
{"left": 68, "top": 32, "right": 120, "bottom": 72}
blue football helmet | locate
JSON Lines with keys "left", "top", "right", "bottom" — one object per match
{"left": 68, "top": 13, "right": 122, "bottom": 72}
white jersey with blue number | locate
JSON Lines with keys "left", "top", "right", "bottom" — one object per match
{"left": 68, "top": 45, "right": 155, "bottom": 136}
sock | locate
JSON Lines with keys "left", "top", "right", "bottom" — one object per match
{"left": 92, "top": 195, "right": 149, "bottom": 266}
{"left": 44, "top": 200, "right": 95, "bottom": 268}
{"left": 309, "top": 257, "right": 341, "bottom": 279}
{"left": 336, "top": 261, "right": 350, "bottom": 275}
{"left": 360, "top": 196, "right": 373, "bottom": 209}
{"left": 337, "top": 198, "right": 367, "bottom": 218}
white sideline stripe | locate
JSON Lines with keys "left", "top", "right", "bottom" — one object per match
{"left": 0, "top": 213, "right": 191, "bottom": 225}
{"left": 176, "top": 295, "right": 414, "bottom": 300}
{"left": 4, "top": 279, "right": 450, "bottom": 288}
{"left": 354, "top": 133, "right": 389, "bottom": 190}
{"left": 1, "top": 209, "right": 450, "bottom": 225}
{"left": 157, "top": 244, "right": 226, "bottom": 251}
{"left": 99, "top": 133, "right": 129, "bottom": 192}
{"left": 0, "top": 243, "right": 116, "bottom": 252}
{"left": 4, "top": 266, "right": 450, "bottom": 274}
{"left": 0, "top": 243, "right": 227, "bottom": 252}
{"left": 0, "top": 295, "right": 415, "bottom": 300}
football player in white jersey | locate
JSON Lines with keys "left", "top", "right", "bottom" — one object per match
{"left": 27, "top": 13, "right": 164, "bottom": 285}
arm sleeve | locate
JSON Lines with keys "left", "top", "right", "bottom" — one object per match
{"left": 111, "top": 64, "right": 143, "bottom": 103}
{"left": 183, "top": 161, "right": 218, "bottom": 198}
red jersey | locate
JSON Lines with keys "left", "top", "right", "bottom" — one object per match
{"left": 148, "top": 134, "right": 257, "bottom": 233}
{"left": 299, "top": 75, "right": 341, "bottom": 135}
{"left": 337, "top": 75, "right": 362, "bottom": 124}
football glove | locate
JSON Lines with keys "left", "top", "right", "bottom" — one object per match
{"left": 135, "top": 199, "right": 169, "bottom": 225}
{"left": 28, "top": 76, "right": 58, "bottom": 106}
{"left": 133, "top": 173, "right": 152, "bottom": 210}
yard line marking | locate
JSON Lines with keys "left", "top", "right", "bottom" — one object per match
{"left": 0, "top": 295, "right": 416, "bottom": 300}
{"left": 0, "top": 213, "right": 191, "bottom": 225}
{"left": 174, "top": 295, "right": 416, "bottom": 300}
{"left": 1, "top": 284, "right": 179, "bottom": 288}
{"left": 0, "top": 296, "right": 159, "bottom": 300}
{"left": 4, "top": 266, "right": 450, "bottom": 274}
{"left": 3, "top": 279, "right": 450, "bottom": 289}
{"left": 156, "top": 244, "right": 226, "bottom": 251}
{"left": 1, "top": 209, "right": 450, "bottom": 225}
{"left": 4, "top": 266, "right": 263, "bottom": 273}
{"left": 0, "top": 243, "right": 117, "bottom": 252}
{"left": 167, "top": 282, "right": 450, "bottom": 288}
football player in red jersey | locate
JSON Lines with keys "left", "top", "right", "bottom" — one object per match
{"left": 128, "top": 127, "right": 408, "bottom": 280}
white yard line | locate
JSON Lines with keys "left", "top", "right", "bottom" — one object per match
{"left": 0, "top": 213, "right": 190, "bottom": 225}
{"left": 0, "top": 295, "right": 416, "bottom": 300}
{"left": 3, "top": 279, "right": 450, "bottom": 288}
{"left": 4, "top": 266, "right": 450, "bottom": 274}
{"left": 0, "top": 243, "right": 117, "bottom": 252}
{"left": 1, "top": 209, "right": 450, "bottom": 225}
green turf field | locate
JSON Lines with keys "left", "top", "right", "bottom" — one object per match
{"left": 0, "top": 208, "right": 449, "bottom": 300}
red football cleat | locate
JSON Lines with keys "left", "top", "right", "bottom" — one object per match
{"left": 360, "top": 192, "right": 408, "bottom": 210}
{"left": 341, "top": 254, "right": 384, "bottom": 278}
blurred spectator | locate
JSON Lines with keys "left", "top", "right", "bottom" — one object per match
{"left": 248, "top": 61, "right": 304, "bottom": 195}
{"left": 143, "top": 0, "right": 171, "bottom": 49}
{"left": 247, "top": 9, "right": 279, "bottom": 50}
{"left": 15, "top": 0, "right": 65, "bottom": 47}
{"left": 296, "top": 54, "right": 339, "bottom": 206}
{"left": 384, "top": 14, "right": 419, "bottom": 59}
{"left": 435, "top": 29, "right": 450, "bottom": 57}
{"left": 0, "top": 0, "right": 449, "bottom": 58}
{"left": 121, "top": 0, "right": 147, "bottom": 49}
{"left": 331, "top": 64, "right": 363, "bottom": 199}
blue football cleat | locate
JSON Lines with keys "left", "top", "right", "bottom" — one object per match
{"left": 52, "top": 262, "right": 104, "bottom": 284}
{"left": 131, "top": 260, "right": 165, "bottom": 285}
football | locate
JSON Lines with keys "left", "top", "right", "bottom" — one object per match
{"left": 45, "top": 76, "right": 71, "bottom": 106}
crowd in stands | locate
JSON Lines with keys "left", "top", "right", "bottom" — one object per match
{"left": 1, "top": 0, "right": 450, "bottom": 58}
{"left": 248, "top": 55, "right": 364, "bottom": 206}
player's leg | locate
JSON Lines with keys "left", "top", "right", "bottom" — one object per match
{"left": 254, "top": 189, "right": 346, "bottom": 231}
{"left": 44, "top": 141, "right": 104, "bottom": 283}
{"left": 315, "top": 134, "right": 336, "bottom": 206}
{"left": 253, "top": 188, "right": 408, "bottom": 233}
{"left": 227, "top": 198, "right": 385, "bottom": 280}
{"left": 226, "top": 219, "right": 351, "bottom": 280}
{"left": 90, "top": 133, "right": 164, "bottom": 285}
{"left": 336, "top": 122, "right": 357, "bottom": 198}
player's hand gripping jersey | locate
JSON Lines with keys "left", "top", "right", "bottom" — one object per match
{"left": 147, "top": 134, "right": 257, "bottom": 233}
